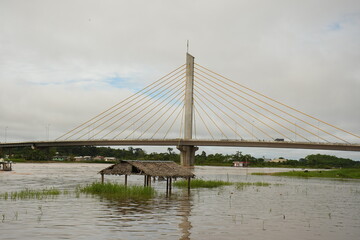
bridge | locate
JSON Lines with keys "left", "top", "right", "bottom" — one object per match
{"left": 1, "top": 53, "right": 359, "bottom": 166}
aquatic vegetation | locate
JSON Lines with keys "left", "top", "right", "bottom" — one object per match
{"left": 235, "top": 182, "right": 271, "bottom": 190}
{"left": 0, "top": 188, "right": 61, "bottom": 200}
{"left": 174, "top": 179, "right": 233, "bottom": 188}
{"left": 79, "top": 182, "right": 156, "bottom": 200}
{"left": 174, "top": 179, "right": 273, "bottom": 189}
{"left": 253, "top": 169, "right": 360, "bottom": 179}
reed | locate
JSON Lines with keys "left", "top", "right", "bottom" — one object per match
{"left": 0, "top": 188, "right": 61, "bottom": 200}
{"left": 174, "top": 179, "right": 233, "bottom": 188}
{"left": 79, "top": 182, "right": 156, "bottom": 200}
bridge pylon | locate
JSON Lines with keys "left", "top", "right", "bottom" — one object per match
{"left": 178, "top": 53, "right": 198, "bottom": 167}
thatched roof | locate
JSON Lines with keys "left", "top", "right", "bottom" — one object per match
{"left": 99, "top": 160, "right": 195, "bottom": 178}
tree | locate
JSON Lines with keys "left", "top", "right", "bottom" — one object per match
{"left": 167, "top": 147, "right": 174, "bottom": 155}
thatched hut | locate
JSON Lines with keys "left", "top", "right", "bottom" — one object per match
{"left": 99, "top": 160, "right": 195, "bottom": 193}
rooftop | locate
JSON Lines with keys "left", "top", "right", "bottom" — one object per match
{"left": 99, "top": 160, "right": 195, "bottom": 178}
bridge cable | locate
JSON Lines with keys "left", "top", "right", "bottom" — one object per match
{"left": 139, "top": 93, "right": 184, "bottom": 139}
{"left": 195, "top": 70, "right": 319, "bottom": 142}
{"left": 161, "top": 101, "right": 185, "bottom": 139}
{"left": 195, "top": 80, "right": 265, "bottom": 140}
{"left": 63, "top": 66, "right": 185, "bottom": 140}
{"left": 194, "top": 91, "right": 245, "bottom": 140}
{"left": 56, "top": 64, "right": 185, "bottom": 141}
{"left": 147, "top": 97, "right": 184, "bottom": 139}
{"left": 124, "top": 87, "right": 186, "bottom": 139}
{"left": 196, "top": 63, "right": 358, "bottom": 141}
{"left": 193, "top": 105, "right": 215, "bottom": 139}
{"left": 193, "top": 97, "right": 228, "bottom": 139}
{"left": 195, "top": 69, "right": 315, "bottom": 142}
{"left": 194, "top": 86, "right": 246, "bottom": 139}
{"left": 195, "top": 73, "right": 297, "bottom": 141}
{"left": 79, "top": 69, "right": 186, "bottom": 140}
{"left": 195, "top": 66, "right": 341, "bottom": 143}
{"left": 195, "top": 78, "right": 274, "bottom": 140}
{"left": 107, "top": 78, "right": 185, "bottom": 139}
{"left": 84, "top": 73, "right": 185, "bottom": 139}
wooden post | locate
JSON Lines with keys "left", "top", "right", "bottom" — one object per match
{"left": 166, "top": 177, "right": 169, "bottom": 196}
{"left": 147, "top": 175, "right": 151, "bottom": 187}
{"left": 101, "top": 173, "right": 104, "bottom": 184}
{"left": 144, "top": 175, "right": 147, "bottom": 187}
{"left": 169, "top": 177, "right": 172, "bottom": 195}
{"left": 125, "top": 175, "right": 128, "bottom": 187}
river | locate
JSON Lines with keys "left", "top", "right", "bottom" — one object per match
{"left": 1, "top": 163, "right": 359, "bottom": 240}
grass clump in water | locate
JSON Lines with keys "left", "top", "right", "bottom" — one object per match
{"left": 0, "top": 188, "right": 61, "bottom": 200}
{"left": 253, "top": 169, "right": 360, "bottom": 179}
{"left": 79, "top": 182, "right": 156, "bottom": 200}
{"left": 174, "top": 179, "right": 233, "bottom": 188}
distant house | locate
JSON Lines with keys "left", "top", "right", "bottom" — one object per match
{"left": 74, "top": 156, "right": 83, "bottom": 162}
{"left": 93, "top": 156, "right": 105, "bottom": 161}
{"left": 233, "top": 161, "right": 248, "bottom": 167}
{"left": 104, "top": 157, "right": 116, "bottom": 162}
{"left": 270, "top": 158, "right": 288, "bottom": 163}
{"left": 52, "top": 156, "right": 68, "bottom": 161}
{"left": 74, "top": 156, "right": 92, "bottom": 161}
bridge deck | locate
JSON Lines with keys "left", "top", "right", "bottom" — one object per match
{"left": 1, "top": 139, "right": 359, "bottom": 151}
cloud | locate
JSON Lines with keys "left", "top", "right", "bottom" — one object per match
{"left": 0, "top": 0, "right": 359, "bottom": 159}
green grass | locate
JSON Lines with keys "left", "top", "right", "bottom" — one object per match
{"left": 0, "top": 188, "right": 61, "bottom": 200}
{"left": 79, "top": 182, "right": 156, "bottom": 200}
{"left": 6, "top": 158, "right": 27, "bottom": 163}
{"left": 253, "top": 169, "right": 360, "bottom": 179}
{"left": 174, "top": 179, "right": 233, "bottom": 188}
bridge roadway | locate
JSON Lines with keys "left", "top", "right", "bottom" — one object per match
{"left": 1, "top": 139, "right": 360, "bottom": 151}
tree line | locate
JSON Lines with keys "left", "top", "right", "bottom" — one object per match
{"left": 1, "top": 146, "right": 359, "bottom": 168}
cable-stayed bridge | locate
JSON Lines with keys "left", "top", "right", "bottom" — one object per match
{"left": 1, "top": 53, "right": 359, "bottom": 166}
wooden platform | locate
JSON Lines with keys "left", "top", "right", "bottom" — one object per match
{"left": 0, "top": 161, "right": 13, "bottom": 171}
{"left": 99, "top": 160, "right": 195, "bottom": 194}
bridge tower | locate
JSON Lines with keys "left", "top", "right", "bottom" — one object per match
{"left": 178, "top": 53, "right": 198, "bottom": 166}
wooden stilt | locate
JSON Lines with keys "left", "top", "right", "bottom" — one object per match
{"left": 144, "top": 175, "right": 147, "bottom": 187}
{"left": 169, "top": 177, "right": 172, "bottom": 195}
{"left": 166, "top": 177, "right": 169, "bottom": 196}
{"left": 147, "top": 175, "right": 151, "bottom": 187}
{"left": 188, "top": 177, "right": 191, "bottom": 194}
{"left": 101, "top": 173, "right": 104, "bottom": 184}
{"left": 125, "top": 175, "right": 128, "bottom": 187}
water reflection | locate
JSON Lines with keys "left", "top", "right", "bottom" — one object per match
{"left": 178, "top": 190, "right": 192, "bottom": 240}
{"left": 95, "top": 189, "right": 193, "bottom": 240}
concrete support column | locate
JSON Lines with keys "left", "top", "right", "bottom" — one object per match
{"left": 184, "top": 53, "right": 194, "bottom": 140}
{"left": 179, "top": 53, "right": 198, "bottom": 167}
{"left": 177, "top": 145, "right": 198, "bottom": 167}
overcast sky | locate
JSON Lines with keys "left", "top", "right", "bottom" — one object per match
{"left": 0, "top": 0, "right": 359, "bottom": 160}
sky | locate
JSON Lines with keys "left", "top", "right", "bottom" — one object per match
{"left": 0, "top": 0, "right": 359, "bottom": 160}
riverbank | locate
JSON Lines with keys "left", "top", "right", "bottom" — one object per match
{"left": 253, "top": 168, "right": 360, "bottom": 179}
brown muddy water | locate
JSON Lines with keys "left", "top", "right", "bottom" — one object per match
{"left": 1, "top": 163, "right": 360, "bottom": 240}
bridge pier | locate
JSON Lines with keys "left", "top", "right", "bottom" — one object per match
{"left": 177, "top": 145, "right": 198, "bottom": 167}
{"left": 178, "top": 53, "right": 197, "bottom": 167}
